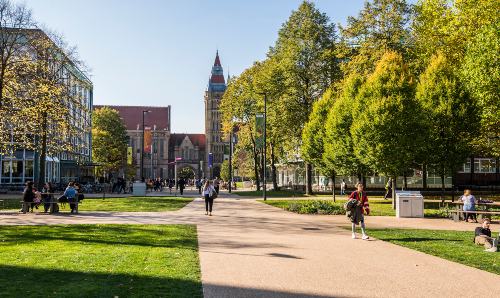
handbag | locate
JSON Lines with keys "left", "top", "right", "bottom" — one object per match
{"left": 210, "top": 188, "right": 218, "bottom": 199}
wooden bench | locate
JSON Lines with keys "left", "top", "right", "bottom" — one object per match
{"left": 449, "top": 210, "right": 500, "bottom": 222}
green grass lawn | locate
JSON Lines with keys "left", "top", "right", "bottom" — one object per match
{"left": 0, "top": 224, "right": 202, "bottom": 297}
{"left": 233, "top": 190, "right": 309, "bottom": 197}
{"left": 0, "top": 196, "right": 193, "bottom": 212}
{"left": 368, "top": 228, "right": 499, "bottom": 275}
{"left": 261, "top": 199, "right": 448, "bottom": 217}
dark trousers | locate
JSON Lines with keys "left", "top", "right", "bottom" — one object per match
{"left": 68, "top": 197, "right": 77, "bottom": 212}
{"left": 204, "top": 194, "right": 214, "bottom": 212}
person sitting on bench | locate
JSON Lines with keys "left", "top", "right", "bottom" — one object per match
{"left": 474, "top": 218, "right": 498, "bottom": 252}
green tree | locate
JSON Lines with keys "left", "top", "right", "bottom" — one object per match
{"left": 220, "top": 160, "right": 230, "bottom": 182}
{"left": 301, "top": 87, "right": 336, "bottom": 197}
{"left": 323, "top": 74, "right": 367, "bottom": 180}
{"left": 178, "top": 167, "right": 194, "bottom": 180}
{"left": 416, "top": 53, "right": 479, "bottom": 191}
{"left": 270, "top": 1, "right": 339, "bottom": 194}
{"left": 92, "top": 107, "right": 128, "bottom": 177}
{"left": 340, "top": 0, "right": 413, "bottom": 75}
{"left": 461, "top": 23, "right": 500, "bottom": 157}
{"left": 351, "top": 52, "right": 425, "bottom": 206}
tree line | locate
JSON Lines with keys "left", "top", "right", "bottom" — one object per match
{"left": 220, "top": 0, "right": 499, "bottom": 197}
{"left": 0, "top": 0, "right": 90, "bottom": 188}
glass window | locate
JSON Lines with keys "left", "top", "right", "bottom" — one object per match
{"left": 479, "top": 158, "right": 496, "bottom": 173}
{"left": 2, "top": 161, "right": 11, "bottom": 176}
{"left": 11, "top": 160, "right": 22, "bottom": 178}
{"left": 25, "top": 160, "right": 34, "bottom": 179}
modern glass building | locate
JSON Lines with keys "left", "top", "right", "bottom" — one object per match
{"left": 0, "top": 29, "right": 93, "bottom": 188}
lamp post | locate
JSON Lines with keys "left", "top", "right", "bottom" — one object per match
{"left": 257, "top": 92, "right": 267, "bottom": 201}
{"left": 140, "top": 110, "right": 151, "bottom": 181}
{"left": 229, "top": 129, "right": 233, "bottom": 193}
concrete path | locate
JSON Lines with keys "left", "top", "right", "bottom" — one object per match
{"left": 1, "top": 196, "right": 499, "bottom": 297}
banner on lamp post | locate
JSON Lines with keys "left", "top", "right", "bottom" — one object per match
{"left": 255, "top": 113, "right": 264, "bottom": 149}
{"left": 144, "top": 127, "right": 152, "bottom": 153}
{"left": 127, "top": 147, "right": 133, "bottom": 165}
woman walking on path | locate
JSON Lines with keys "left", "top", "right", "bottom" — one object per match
{"left": 203, "top": 180, "right": 216, "bottom": 216}
{"left": 348, "top": 183, "right": 370, "bottom": 240}
{"left": 461, "top": 189, "right": 477, "bottom": 223}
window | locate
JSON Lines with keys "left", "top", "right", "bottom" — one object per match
{"left": 460, "top": 158, "right": 497, "bottom": 173}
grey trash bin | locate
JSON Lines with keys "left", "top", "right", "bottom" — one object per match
{"left": 396, "top": 191, "right": 424, "bottom": 218}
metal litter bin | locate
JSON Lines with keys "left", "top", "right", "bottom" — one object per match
{"left": 396, "top": 191, "right": 424, "bottom": 218}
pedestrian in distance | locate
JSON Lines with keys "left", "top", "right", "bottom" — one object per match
{"left": 203, "top": 180, "right": 216, "bottom": 216}
{"left": 42, "top": 182, "right": 55, "bottom": 213}
{"left": 384, "top": 178, "right": 392, "bottom": 200}
{"left": 346, "top": 183, "right": 370, "bottom": 240}
{"left": 340, "top": 179, "right": 346, "bottom": 195}
{"left": 178, "top": 178, "right": 186, "bottom": 195}
{"left": 213, "top": 177, "right": 220, "bottom": 194}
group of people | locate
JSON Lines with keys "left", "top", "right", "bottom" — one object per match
{"left": 22, "top": 181, "right": 84, "bottom": 214}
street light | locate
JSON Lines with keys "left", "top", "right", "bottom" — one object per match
{"left": 140, "top": 110, "right": 151, "bottom": 181}
{"left": 258, "top": 92, "right": 267, "bottom": 201}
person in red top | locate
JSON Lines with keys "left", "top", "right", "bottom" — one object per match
{"left": 348, "top": 183, "right": 370, "bottom": 240}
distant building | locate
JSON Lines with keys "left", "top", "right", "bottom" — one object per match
{"left": 168, "top": 134, "right": 206, "bottom": 179}
{"left": 204, "top": 51, "right": 227, "bottom": 178}
{"left": 95, "top": 105, "right": 171, "bottom": 180}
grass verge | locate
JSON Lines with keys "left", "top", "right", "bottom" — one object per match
{"left": 261, "top": 199, "right": 448, "bottom": 217}
{"left": 368, "top": 228, "right": 499, "bottom": 275}
{"left": 0, "top": 224, "right": 202, "bottom": 297}
{"left": 0, "top": 196, "right": 193, "bottom": 212}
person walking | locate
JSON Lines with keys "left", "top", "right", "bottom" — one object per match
{"left": 178, "top": 178, "right": 186, "bottom": 195}
{"left": 22, "top": 181, "right": 35, "bottom": 213}
{"left": 461, "top": 189, "right": 477, "bottom": 222}
{"left": 348, "top": 183, "right": 370, "bottom": 240}
{"left": 213, "top": 177, "right": 220, "bottom": 194}
{"left": 384, "top": 178, "right": 392, "bottom": 200}
{"left": 340, "top": 179, "right": 346, "bottom": 195}
{"left": 203, "top": 180, "right": 216, "bottom": 216}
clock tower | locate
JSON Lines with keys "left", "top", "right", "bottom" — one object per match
{"left": 204, "top": 51, "right": 226, "bottom": 178}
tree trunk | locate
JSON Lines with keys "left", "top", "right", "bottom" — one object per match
{"left": 392, "top": 176, "right": 397, "bottom": 210}
{"left": 252, "top": 148, "right": 260, "bottom": 191}
{"left": 403, "top": 172, "right": 408, "bottom": 190}
{"left": 441, "top": 168, "right": 445, "bottom": 202}
{"left": 331, "top": 172, "right": 336, "bottom": 202}
{"left": 270, "top": 143, "right": 278, "bottom": 191}
{"left": 38, "top": 112, "right": 48, "bottom": 190}
{"left": 422, "top": 163, "right": 427, "bottom": 189}
{"left": 470, "top": 156, "right": 474, "bottom": 185}
{"left": 305, "top": 163, "right": 313, "bottom": 195}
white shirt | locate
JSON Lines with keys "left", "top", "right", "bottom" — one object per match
{"left": 203, "top": 185, "right": 215, "bottom": 196}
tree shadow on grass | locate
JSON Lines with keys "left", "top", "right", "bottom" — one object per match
{"left": 0, "top": 264, "right": 202, "bottom": 298}
{"left": 0, "top": 225, "right": 198, "bottom": 249}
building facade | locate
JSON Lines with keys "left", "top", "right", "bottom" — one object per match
{"left": 168, "top": 134, "right": 206, "bottom": 179}
{"left": 95, "top": 105, "right": 171, "bottom": 180}
{"left": 0, "top": 29, "right": 93, "bottom": 187}
{"left": 204, "top": 51, "right": 227, "bottom": 178}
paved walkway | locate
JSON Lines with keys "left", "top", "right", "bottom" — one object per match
{"left": 1, "top": 196, "right": 499, "bottom": 297}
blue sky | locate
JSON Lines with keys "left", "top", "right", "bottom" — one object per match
{"left": 18, "top": 0, "right": 369, "bottom": 133}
